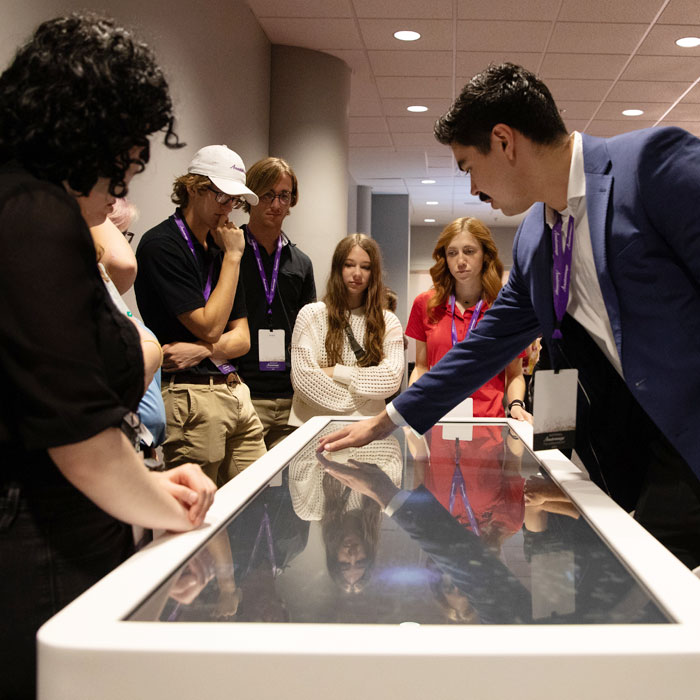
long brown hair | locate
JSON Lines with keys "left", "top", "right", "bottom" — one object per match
{"left": 427, "top": 217, "right": 504, "bottom": 321}
{"left": 324, "top": 234, "right": 386, "bottom": 367}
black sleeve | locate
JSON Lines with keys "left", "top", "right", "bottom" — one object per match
{"left": 0, "top": 183, "right": 141, "bottom": 450}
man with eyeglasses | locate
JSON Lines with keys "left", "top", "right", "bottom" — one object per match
{"left": 237, "top": 157, "right": 316, "bottom": 448}
{"left": 135, "top": 145, "right": 267, "bottom": 486}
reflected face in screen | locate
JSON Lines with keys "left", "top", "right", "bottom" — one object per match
{"left": 336, "top": 532, "right": 368, "bottom": 585}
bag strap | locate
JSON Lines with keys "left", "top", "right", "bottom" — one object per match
{"left": 344, "top": 324, "right": 366, "bottom": 362}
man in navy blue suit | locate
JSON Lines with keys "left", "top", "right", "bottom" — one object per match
{"left": 319, "top": 63, "right": 700, "bottom": 569}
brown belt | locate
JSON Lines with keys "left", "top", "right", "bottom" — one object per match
{"left": 164, "top": 372, "right": 241, "bottom": 386}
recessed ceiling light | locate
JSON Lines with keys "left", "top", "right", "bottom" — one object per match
{"left": 424, "top": 218, "right": 436, "bottom": 223}
{"left": 407, "top": 105, "right": 428, "bottom": 113}
{"left": 676, "top": 36, "right": 700, "bottom": 48}
{"left": 394, "top": 30, "right": 421, "bottom": 41}
{"left": 421, "top": 179, "right": 436, "bottom": 184}
{"left": 622, "top": 109, "right": 644, "bottom": 116}
{"left": 426, "top": 201, "right": 438, "bottom": 205}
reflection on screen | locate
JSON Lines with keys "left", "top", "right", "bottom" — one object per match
{"left": 128, "top": 422, "right": 670, "bottom": 625}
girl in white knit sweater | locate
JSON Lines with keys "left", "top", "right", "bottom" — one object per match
{"left": 289, "top": 234, "right": 405, "bottom": 425}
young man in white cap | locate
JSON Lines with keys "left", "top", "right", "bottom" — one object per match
{"left": 135, "top": 145, "right": 266, "bottom": 486}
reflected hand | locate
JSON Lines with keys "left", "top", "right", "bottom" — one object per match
{"left": 213, "top": 587, "right": 243, "bottom": 619}
{"left": 169, "top": 549, "right": 216, "bottom": 604}
{"left": 318, "top": 454, "right": 399, "bottom": 508}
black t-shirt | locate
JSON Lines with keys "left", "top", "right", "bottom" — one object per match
{"left": 237, "top": 225, "right": 316, "bottom": 398}
{"left": 0, "top": 163, "right": 143, "bottom": 481}
{"left": 135, "top": 212, "right": 247, "bottom": 375}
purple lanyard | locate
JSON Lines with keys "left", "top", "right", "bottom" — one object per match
{"left": 173, "top": 212, "right": 236, "bottom": 374}
{"left": 173, "top": 212, "right": 214, "bottom": 300}
{"left": 245, "top": 505, "right": 278, "bottom": 578}
{"left": 551, "top": 212, "right": 574, "bottom": 340}
{"left": 247, "top": 231, "right": 283, "bottom": 316}
{"left": 450, "top": 296, "right": 484, "bottom": 347}
{"left": 449, "top": 438, "right": 481, "bottom": 536}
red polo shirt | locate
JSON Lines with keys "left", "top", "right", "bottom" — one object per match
{"left": 406, "top": 290, "right": 523, "bottom": 417}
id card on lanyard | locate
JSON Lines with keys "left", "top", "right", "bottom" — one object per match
{"left": 173, "top": 212, "right": 236, "bottom": 374}
{"left": 533, "top": 212, "right": 578, "bottom": 451}
{"left": 247, "top": 231, "right": 286, "bottom": 371}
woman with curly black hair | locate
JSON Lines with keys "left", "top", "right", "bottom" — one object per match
{"left": 0, "top": 14, "right": 215, "bottom": 697}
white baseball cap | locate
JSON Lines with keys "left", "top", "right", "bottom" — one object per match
{"left": 187, "top": 145, "right": 259, "bottom": 205}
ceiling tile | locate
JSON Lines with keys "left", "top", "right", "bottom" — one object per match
{"left": 457, "top": 52, "right": 542, "bottom": 79}
{"left": 387, "top": 116, "right": 438, "bottom": 133}
{"left": 546, "top": 78, "right": 613, "bottom": 101}
{"left": 258, "top": 17, "right": 362, "bottom": 49}
{"left": 456, "top": 20, "right": 552, "bottom": 53}
{"left": 585, "top": 118, "right": 657, "bottom": 136}
{"left": 381, "top": 97, "right": 453, "bottom": 116}
{"left": 247, "top": 0, "right": 353, "bottom": 17}
{"left": 549, "top": 22, "right": 649, "bottom": 54}
{"left": 607, "top": 80, "right": 694, "bottom": 102}
{"left": 540, "top": 52, "right": 629, "bottom": 80}
{"left": 637, "top": 24, "right": 700, "bottom": 55}
{"left": 352, "top": 0, "right": 454, "bottom": 19}
{"left": 358, "top": 18, "right": 454, "bottom": 50}
{"left": 662, "top": 102, "right": 700, "bottom": 120}
{"left": 349, "top": 132, "right": 394, "bottom": 147}
{"left": 349, "top": 116, "right": 389, "bottom": 133}
{"left": 375, "top": 76, "right": 453, "bottom": 98}
{"left": 658, "top": 0, "right": 700, "bottom": 25}
{"left": 393, "top": 132, "right": 443, "bottom": 147}
{"left": 558, "top": 0, "right": 663, "bottom": 23}
{"left": 457, "top": 0, "right": 561, "bottom": 21}
{"left": 368, "top": 50, "right": 453, "bottom": 76}
{"left": 595, "top": 102, "right": 667, "bottom": 120}
{"left": 557, "top": 100, "right": 600, "bottom": 120}
{"left": 621, "top": 54, "right": 700, "bottom": 82}
{"left": 348, "top": 97, "right": 384, "bottom": 117}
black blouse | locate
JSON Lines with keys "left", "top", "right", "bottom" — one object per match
{"left": 0, "top": 163, "right": 143, "bottom": 482}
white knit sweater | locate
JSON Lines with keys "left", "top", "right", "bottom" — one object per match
{"left": 289, "top": 301, "right": 405, "bottom": 426}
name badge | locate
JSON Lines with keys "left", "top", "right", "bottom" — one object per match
{"left": 532, "top": 369, "right": 578, "bottom": 452}
{"left": 258, "top": 328, "right": 286, "bottom": 371}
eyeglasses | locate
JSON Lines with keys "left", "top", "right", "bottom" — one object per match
{"left": 259, "top": 190, "right": 292, "bottom": 207}
{"left": 206, "top": 186, "right": 245, "bottom": 208}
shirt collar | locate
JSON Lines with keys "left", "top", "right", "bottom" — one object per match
{"left": 545, "top": 131, "right": 585, "bottom": 228}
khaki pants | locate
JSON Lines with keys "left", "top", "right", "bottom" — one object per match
{"left": 251, "top": 397, "right": 296, "bottom": 450}
{"left": 162, "top": 378, "right": 266, "bottom": 487}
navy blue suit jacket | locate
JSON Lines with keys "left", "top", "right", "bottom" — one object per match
{"left": 395, "top": 127, "right": 700, "bottom": 482}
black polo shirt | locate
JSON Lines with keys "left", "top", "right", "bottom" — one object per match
{"left": 135, "top": 210, "right": 247, "bottom": 375}
{"left": 237, "top": 225, "right": 315, "bottom": 398}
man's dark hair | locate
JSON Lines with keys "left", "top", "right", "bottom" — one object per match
{"left": 434, "top": 63, "right": 568, "bottom": 153}
{"left": 0, "top": 13, "right": 182, "bottom": 196}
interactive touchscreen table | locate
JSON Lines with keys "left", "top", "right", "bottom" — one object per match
{"left": 38, "top": 418, "right": 700, "bottom": 700}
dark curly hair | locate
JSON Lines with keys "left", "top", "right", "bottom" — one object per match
{"left": 434, "top": 62, "right": 567, "bottom": 153}
{"left": 0, "top": 13, "right": 183, "bottom": 197}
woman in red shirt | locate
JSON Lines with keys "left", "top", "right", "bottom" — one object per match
{"left": 406, "top": 217, "right": 531, "bottom": 421}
